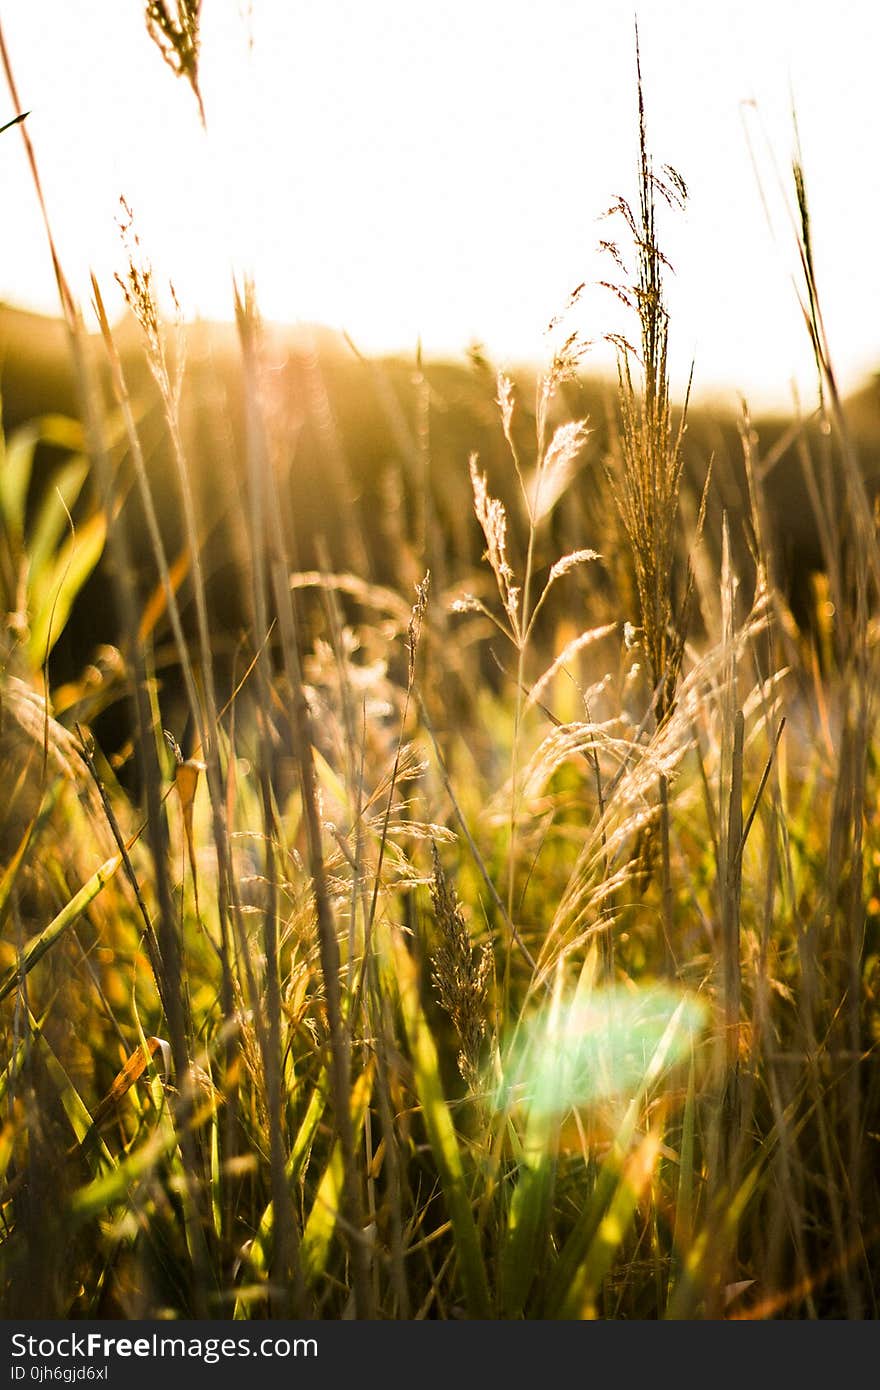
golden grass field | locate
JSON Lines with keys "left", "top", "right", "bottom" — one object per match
{"left": 1, "top": 10, "right": 879, "bottom": 1320}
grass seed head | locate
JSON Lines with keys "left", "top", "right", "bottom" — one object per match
{"left": 430, "top": 845, "right": 491, "bottom": 1089}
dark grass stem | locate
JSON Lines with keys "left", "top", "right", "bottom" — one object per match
{"left": 236, "top": 284, "right": 371, "bottom": 1318}
{"left": 0, "top": 29, "right": 214, "bottom": 1310}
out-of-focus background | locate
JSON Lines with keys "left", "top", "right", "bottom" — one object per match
{"left": 1, "top": 0, "right": 878, "bottom": 409}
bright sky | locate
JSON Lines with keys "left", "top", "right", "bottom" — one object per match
{"left": 0, "top": 0, "right": 877, "bottom": 410}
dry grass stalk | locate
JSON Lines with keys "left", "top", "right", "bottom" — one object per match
{"left": 468, "top": 455, "right": 521, "bottom": 644}
{"left": 605, "top": 35, "right": 695, "bottom": 730}
{"left": 720, "top": 708, "right": 744, "bottom": 1167}
{"left": 790, "top": 147, "right": 877, "bottom": 1318}
{"left": 0, "top": 30, "right": 217, "bottom": 1306}
{"left": 236, "top": 280, "right": 371, "bottom": 1317}
{"left": 145, "top": 0, "right": 205, "bottom": 124}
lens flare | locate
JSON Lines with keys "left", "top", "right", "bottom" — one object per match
{"left": 495, "top": 984, "right": 706, "bottom": 1117}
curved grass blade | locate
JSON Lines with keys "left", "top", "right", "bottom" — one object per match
{"left": 0, "top": 849, "right": 124, "bottom": 1004}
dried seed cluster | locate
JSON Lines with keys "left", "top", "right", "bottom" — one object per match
{"left": 429, "top": 847, "right": 491, "bottom": 1089}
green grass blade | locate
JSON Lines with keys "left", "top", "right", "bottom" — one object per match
{"left": 665, "top": 1162, "right": 761, "bottom": 1319}
{"left": 393, "top": 933, "right": 492, "bottom": 1319}
{"left": 301, "top": 1064, "right": 373, "bottom": 1287}
{"left": 25, "top": 1009, "right": 114, "bottom": 1171}
{"left": 26, "top": 455, "right": 89, "bottom": 582}
{"left": 0, "top": 421, "right": 38, "bottom": 543}
{"left": 70, "top": 1118, "right": 182, "bottom": 1221}
{"left": 234, "top": 1066, "right": 330, "bottom": 1314}
{"left": 500, "top": 1140, "right": 556, "bottom": 1317}
{"left": 500, "top": 966, "right": 568, "bottom": 1316}
{"left": 543, "top": 997, "right": 692, "bottom": 1315}
{"left": 666, "top": 1048, "right": 696, "bottom": 1311}
{"left": 0, "top": 850, "right": 124, "bottom": 1003}
{"left": 28, "top": 508, "right": 107, "bottom": 663}
{"left": 559, "top": 1130, "right": 661, "bottom": 1318}
{"left": 288, "top": 1068, "right": 330, "bottom": 1181}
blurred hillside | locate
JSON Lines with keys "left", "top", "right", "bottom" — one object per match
{"left": 2, "top": 301, "right": 878, "bottom": 687}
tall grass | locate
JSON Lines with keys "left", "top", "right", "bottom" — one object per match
{"left": 0, "top": 19, "right": 878, "bottom": 1319}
